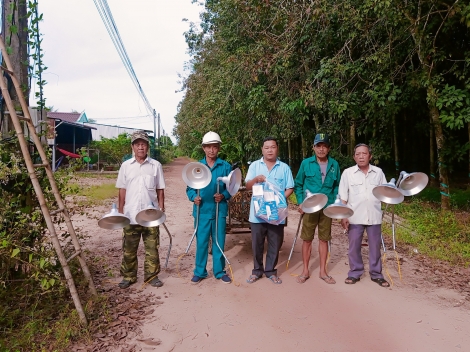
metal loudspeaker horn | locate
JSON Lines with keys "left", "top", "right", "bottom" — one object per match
{"left": 397, "top": 171, "right": 429, "bottom": 196}
{"left": 135, "top": 203, "right": 166, "bottom": 227}
{"left": 98, "top": 203, "right": 130, "bottom": 230}
{"left": 372, "top": 178, "right": 404, "bottom": 205}
{"left": 323, "top": 195, "right": 354, "bottom": 219}
{"left": 217, "top": 168, "right": 242, "bottom": 196}
{"left": 301, "top": 190, "right": 328, "bottom": 213}
{"left": 182, "top": 162, "right": 212, "bottom": 189}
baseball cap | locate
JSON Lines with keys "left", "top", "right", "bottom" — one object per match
{"left": 131, "top": 130, "right": 149, "bottom": 144}
{"left": 313, "top": 133, "right": 330, "bottom": 146}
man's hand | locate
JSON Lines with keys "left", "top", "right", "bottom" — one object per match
{"left": 255, "top": 175, "right": 266, "bottom": 183}
{"left": 298, "top": 206, "right": 304, "bottom": 214}
{"left": 194, "top": 196, "right": 202, "bottom": 205}
{"left": 341, "top": 218, "right": 349, "bottom": 231}
{"left": 214, "top": 193, "right": 225, "bottom": 203}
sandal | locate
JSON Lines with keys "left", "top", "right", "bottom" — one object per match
{"left": 371, "top": 278, "right": 390, "bottom": 288}
{"left": 320, "top": 275, "right": 336, "bottom": 284}
{"left": 268, "top": 275, "right": 282, "bottom": 284}
{"left": 345, "top": 276, "right": 360, "bottom": 284}
{"left": 246, "top": 274, "right": 261, "bottom": 284}
{"left": 296, "top": 275, "right": 310, "bottom": 284}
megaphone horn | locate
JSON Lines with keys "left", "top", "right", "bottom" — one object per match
{"left": 98, "top": 203, "right": 130, "bottom": 230}
{"left": 217, "top": 168, "right": 242, "bottom": 196}
{"left": 397, "top": 171, "right": 428, "bottom": 196}
{"left": 323, "top": 195, "right": 354, "bottom": 219}
{"left": 300, "top": 190, "right": 328, "bottom": 213}
{"left": 372, "top": 178, "right": 404, "bottom": 205}
{"left": 135, "top": 203, "right": 166, "bottom": 227}
{"left": 182, "top": 162, "right": 212, "bottom": 189}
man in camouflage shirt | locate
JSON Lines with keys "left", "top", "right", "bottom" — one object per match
{"left": 116, "top": 130, "right": 166, "bottom": 289}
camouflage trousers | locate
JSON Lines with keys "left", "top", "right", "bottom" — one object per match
{"left": 121, "top": 224, "right": 160, "bottom": 283}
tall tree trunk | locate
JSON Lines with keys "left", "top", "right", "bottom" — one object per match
{"left": 429, "top": 102, "right": 450, "bottom": 210}
{"left": 468, "top": 121, "right": 470, "bottom": 186}
{"left": 301, "top": 132, "right": 307, "bottom": 159}
{"left": 287, "top": 138, "right": 292, "bottom": 166}
{"left": 429, "top": 115, "right": 438, "bottom": 187}
{"left": 2, "top": 0, "right": 30, "bottom": 134}
{"left": 392, "top": 115, "right": 399, "bottom": 177}
{"left": 350, "top": 120, "right": 356, "bottom": 155}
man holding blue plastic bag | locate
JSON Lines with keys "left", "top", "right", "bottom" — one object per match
{"left": 245, "top": 137, "right": 294, "bottom": 285}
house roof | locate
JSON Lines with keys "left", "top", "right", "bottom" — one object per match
{"left": 47, "top": 112, "right": 81, "bottom": 123}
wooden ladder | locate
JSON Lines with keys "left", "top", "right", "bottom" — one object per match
{"left": 0, "top": 35, "right": 96, "bottom": 325}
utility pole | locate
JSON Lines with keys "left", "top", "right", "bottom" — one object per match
{"left": 153, "top": 109, "right": 157, "bottom": 159}
{"left": 157, "top": 113, "right": 161, "bottom": 161}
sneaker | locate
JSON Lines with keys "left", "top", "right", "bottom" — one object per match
{"left": 148, "top": 277, "right": 163, "bottom": 287}
{"left": 191, "top": 275, "right": 203, "bottom": 285}
{"left": 118, "top": 280, "right": 135, "bottom": 289}
{"left": 220, "top": 274, "right": 232, "bottom": 284}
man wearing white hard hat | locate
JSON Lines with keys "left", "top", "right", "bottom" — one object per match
{"left": 186, "top": 131, "right": 233, "bottom": 284}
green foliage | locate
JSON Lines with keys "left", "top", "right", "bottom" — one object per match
{"left": 90, "top": 133, "right": 131, "bottom": 166}
{"left": 175, "top": 0, "right": 470, "bottom": 193}
{"left": 391, "top": 199, "right": 470, "bottom": 265}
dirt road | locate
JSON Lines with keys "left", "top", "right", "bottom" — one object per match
{"left": 77, "top": 157, "right": 470, "bottom": 352}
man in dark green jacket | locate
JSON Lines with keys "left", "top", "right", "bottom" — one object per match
{"left": 294, "top": 134, "right": 340, "bottom": 284}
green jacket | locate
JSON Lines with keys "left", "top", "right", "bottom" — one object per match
{"left": 294, "top": 155, "right": 340, "bottom": 206}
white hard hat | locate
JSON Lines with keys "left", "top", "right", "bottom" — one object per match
{"left": 202, "top": 131, "right": 222, "bottom": 145}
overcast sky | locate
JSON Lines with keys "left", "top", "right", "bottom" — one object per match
{"left": 34, "top": 0, "right": 202, "bottom": 141}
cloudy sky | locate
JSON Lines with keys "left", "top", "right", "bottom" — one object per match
{"left": 34, "top": 0, "right": 202, "bottom": 141}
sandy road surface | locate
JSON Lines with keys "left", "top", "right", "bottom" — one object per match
{"left": 76, "top": 157, "right": 470, "bottom": 352}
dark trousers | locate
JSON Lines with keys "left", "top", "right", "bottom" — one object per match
{"left": 348, "top": 224, "right": 383, "bottom": 280}
{"left": 250, "top": 222, "right": 284, "bottom": 277}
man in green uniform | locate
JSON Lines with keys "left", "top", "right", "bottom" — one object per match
{"left": 294, "top": 134, "right": 340, "bottom": 284}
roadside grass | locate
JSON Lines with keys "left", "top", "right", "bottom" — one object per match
{"left": 383, "top": 198, "right": 470, "bottom": 266}
{"left": 82, "top": 183, "right": 117, "bottom": 203}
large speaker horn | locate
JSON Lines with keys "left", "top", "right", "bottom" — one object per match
{"left": 135, "top": 203, "right": 166, "bottom": 227}
{"left": 323, "top": 195, "right": 354, "bottom": 219}
{"left": 397, "top": 171, "right": 428, "bottom": 196}
{"left": 98, "top": 203, "right": 130, "bottom": 230}
{"left": 182, "top": 162, "right": 212, "bottom": 189}
{"left": 301, "top": 190, "right": 328, "bottom": 213}
{"left": 372, "top": 178, "right": 404, "bottom": 204}
{"left": 217, "top": 168, "right": 242, "bottom": 196}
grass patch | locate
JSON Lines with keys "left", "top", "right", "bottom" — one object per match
{"left": 81, "top": 184, "right": 117, "bottom": 203}
{"left": 384, "top": 199, "right": 470, "bottom": 266}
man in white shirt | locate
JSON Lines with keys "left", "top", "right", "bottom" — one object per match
{"left": 115, "top": 131, "right": 165, "bottom": 289}
{"left": 338, "top": 144, "right": 390, "bottom": 288}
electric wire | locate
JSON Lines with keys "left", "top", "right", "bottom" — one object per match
{"left": 93, "top": 0, "right": 154, "bottom": 115}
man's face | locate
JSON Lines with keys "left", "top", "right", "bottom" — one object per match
{"left": 313, "top": 142, "right": 330, "bottom": 159}
{"left": 202, "top": 143, "right": 220, "bottom": 159}
{"left": 262, "top": 140, "right": 278, "bottom": 161}
{"left": 131, "top": 139, "right": 149, "bottom": 158}
{"left": 353, "top": 145, "right": 372, "bottom": 167}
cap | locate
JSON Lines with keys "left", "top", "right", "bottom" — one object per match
{"left": 313, "top": 133, "right": 330, "bottom": 146}
{"left": 131, "top": 130, "right": 149, "bottom": 144}
{"left": 202, "top": 131, "right": 222, "bottom": 145}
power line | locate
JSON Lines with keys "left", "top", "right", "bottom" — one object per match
{"left": 92, "top": 0, "right": 154, "bottom": 115}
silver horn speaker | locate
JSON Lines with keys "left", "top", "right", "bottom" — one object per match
{"left": 217, "top": 168, "right": 242, "bottom": 196}
{"left": 372, "top": 178, "right": 404, "bottom": 204}
{"left": 182, "top": 162, "right": 212, "bottom": 189}
{"left": 397, "top": 171, "right": 428, "bottom": 196}
{"left": 323, "top": 195, "right": 354, "bottom": 219}
{"left": 135, "top": 203, "right": 166, "bottom": 227}
{"left": 182, "top": 162, "right": 213, "bottom": 254}
{"left": 287, "top": 190, "right": 328, "bottom": 269}
{"left": 301, "top": 190, "right": 328, "bottom": 213}
{"left": 98, "top": 203, "right": 130, "bottom": 230}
